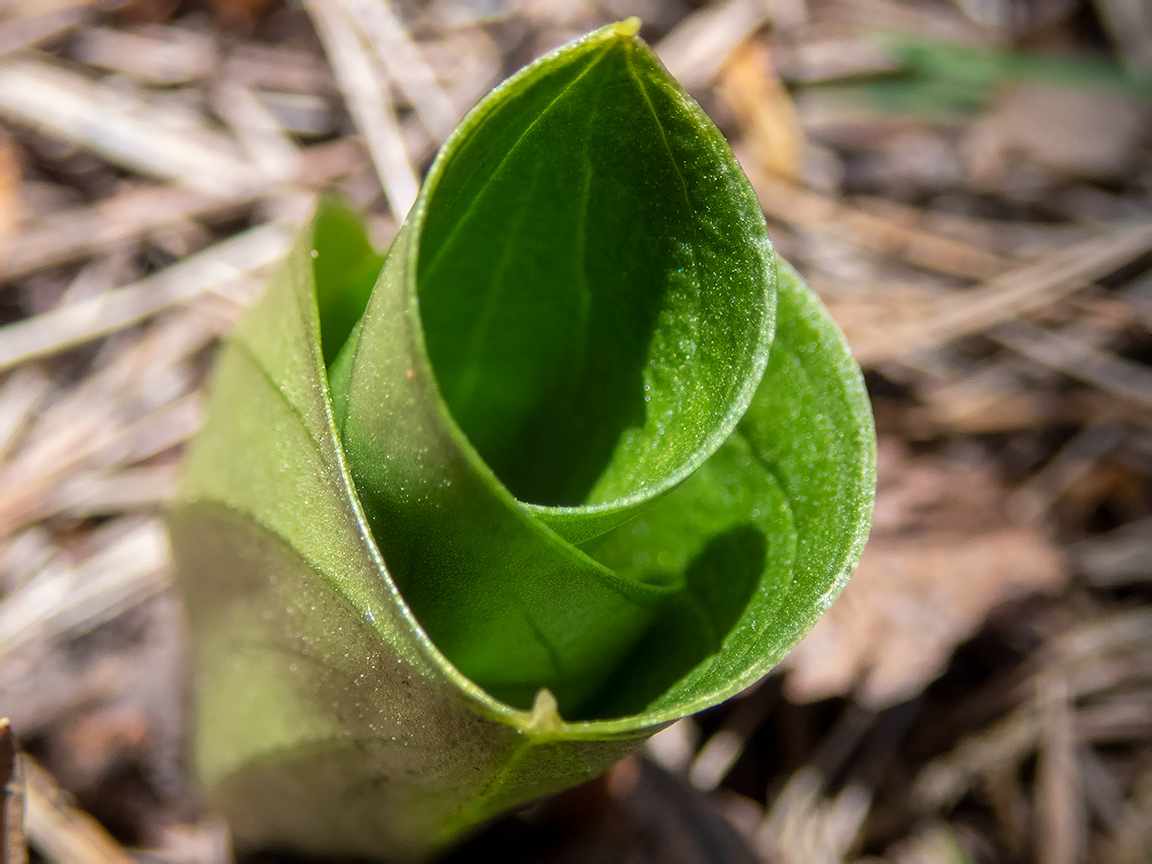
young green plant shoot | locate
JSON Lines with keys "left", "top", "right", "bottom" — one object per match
{"left": 169, "top": 19, "right": 876, "bottom": 862}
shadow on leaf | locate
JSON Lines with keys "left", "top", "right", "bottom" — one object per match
{"left": 578, "top": 523, "right": 766, "bottom": 720}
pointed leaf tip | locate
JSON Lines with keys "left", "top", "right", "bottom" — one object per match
{"left": 525, "top": 689, "right": 564, "bottom": 736}
{"left": 613, "top": 17, "right": 641, "bottom": 37}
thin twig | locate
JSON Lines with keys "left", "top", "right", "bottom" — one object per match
{"left": 0, "top": 719, "right": 25, "bottom": 864}
{"left": 22, "top": 755, "right": 135, "bottom": 864}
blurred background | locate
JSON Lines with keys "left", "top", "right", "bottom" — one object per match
{"left": 0, "top": 0, "right": 1150, "bottom": 861}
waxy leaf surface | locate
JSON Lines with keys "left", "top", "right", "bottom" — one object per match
{"left": 170, "top": 20, "right": 876, "bottom": 861}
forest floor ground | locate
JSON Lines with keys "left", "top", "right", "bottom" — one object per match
{"left": 1, "top": 0, "right": 1150, "bottom": 861}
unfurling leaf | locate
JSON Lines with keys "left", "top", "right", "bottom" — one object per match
{"left": 169, "top": 20, "right": 876, "bottom": 861}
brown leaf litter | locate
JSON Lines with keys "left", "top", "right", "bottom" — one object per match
{"left": 784, "top": 438, "right": 1068, "bottom": 708}
{"left": 0, "top": 0, "right": 1150, "bottom": 862}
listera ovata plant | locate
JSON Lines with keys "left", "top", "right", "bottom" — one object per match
{"left": 169, "top": 19, "right": 876, "bottom": 861}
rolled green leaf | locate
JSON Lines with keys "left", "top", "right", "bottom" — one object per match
{"left": 169, "top": 19, "right": 876, "bottom": 862}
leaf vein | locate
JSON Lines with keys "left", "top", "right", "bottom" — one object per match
{"left": 419, "top": 43, "right": 616, "bottom": 285}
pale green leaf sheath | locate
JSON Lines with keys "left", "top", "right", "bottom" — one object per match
{"left": 169, "top": 19, "right": 876, "bottom": 862}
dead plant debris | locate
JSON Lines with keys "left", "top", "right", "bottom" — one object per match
{"left": 0, "top": 0, "right": 1150, "bottom": 862}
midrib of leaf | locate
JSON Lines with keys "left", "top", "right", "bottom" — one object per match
{"left": 740, "top": 270, "right": 876, "bottom": 615}
{"left": 623, "top": 47, "right": 695, "bottom": 243}
{"left": 417, "top": 42, "right": 615, "bottom": 288}
{"left": 517, "top": 592, "right": 568, "bottom": 681}
{"left": 440, "top": 736, "right": 536, "bottom": 844}
{"left": 443, "top": 157, "right": 544, "bottom": 417}
{"left": 232, "top": 338, "right": 327, "bottom": 469}
{"left": 585, "top": 47, "right": 704, "bottom": 504}
{"left": 565, "top": 82, "right": 599, "bottom": 412}
{"left": 217, "top": 280, "right": 389, "bottom": 623}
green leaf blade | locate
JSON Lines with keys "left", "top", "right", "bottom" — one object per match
{"left": 170, "top": 20, "right": 876, "bottom": 862}
{"left": 414, "top": 26, "right": 775, "bottom": 517}
{"left": 172, "top": 209, "right": 651, "bottom": 858}
{"left": 579, "top": 261, "right": 875, "bottom": 720}
{"left": 340, "top": 22, "right": 777, "bottom": 713}
{"left": 169, "top": 502, "right": 645, "bottom": 861}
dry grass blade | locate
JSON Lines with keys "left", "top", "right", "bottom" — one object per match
{"left": 1, "top": 184, "right": 243, "bottom": 281}
{"left": 689, "top": 688, "right": 777, "bottom": 791}
{"left": 340, "top": 0, "right": 458, "bottom": 142}
{"left": 0, "top": 719, "right": 25, "bottom": 864}
{"left": 990, "top": 320, "right": 1152, "bottom": 409}
{"left": 645, "top": 719, "right": 700, "bottom": 773}
{"left": 1036, "top": 675, "right": 1085, "bottom": 864}
{"left": 0, "top": 369, "right": 49, "bottom": 464}
{"left": 71, "top": 25, "right": 217, "bottom": 85}
{"left": 224, "top": 42, "right": 333, "bottom": 95}
{"left": 0, "top": 222, "right": 292, "bottom": 372}
{"left": 0, "top": 393, "right": 202, "bottom": 535}
{"left": 0, "top": 7, "right": 85, "bottom": 56}
{"left": 718, "top": 40, "right": 805, "bottom": 181}
{"left": 1070, "top": 515, "right": 1152, "bottom": 586}
{"left": 851, "top": 223, "right": 1152, "bottom": 364}
{"left": 1094, "top": 0, "right": 1152, "bottom": 74}
{"left": 656, "top": 0, "right": 774, "bottom": 92}
{"left": 0, "top": 56, "right": 253, "bottom": 195}
{"left": 0, "top": 128, "right": 20, "bottom": 267}
{"left": 56, "top": 464, "right": 181, "bottom": 520}
{"left": 0, "top": 138, "right": 366, "bottom": 281}
{"left": 213, "top": 79, "right": 302, "bottom": 184}
{"left": 1, "top": 311, "right": 215, "bottom": 493}
{"left": 1076, "top": 693, "right": 1152, "bottom": 743}
{"left": 773, "top": 34, "right": 899, "bottom": 83}
{"left": 1049, "top": 608, "right": 1152, "bottom": 673}
{"left": 748, "top": 168, "right": 1013, "bottom": 280}
{"left": 0, "top": 517, "right": 169, "bottom": 659}
{"left": 1104, "top": 763, "right": 1152, "bottom": 864}
{"left": 0, "top": 2, "right": 1147, "bottom": 861}
{"left": 914, "top": 702, "right": 1042, "bottom": 813}
{"left": 306, "top": 0, "right": 418, "bottom": 219}
{"left": 0, "top": 526, "right": 54, "bottom": 596}
{"left": 1010, "top": 424, "right": 1123, "bottom": 524}
{"left": 0, "top": 0, "right": 93, "bottom": 57}
{"left": 757, "top": 766, "right": 870, "bottom": 864}
{"left": 22, "top": 756, "right": 134, "bottom": 864}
